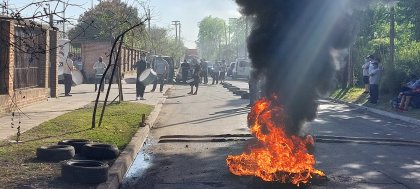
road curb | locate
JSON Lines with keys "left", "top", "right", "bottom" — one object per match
{"left": 97, "top": 89, "right": 168, "bottom": 189}
{"left": 329, "top": 98, "right": 420, "bottom": 126}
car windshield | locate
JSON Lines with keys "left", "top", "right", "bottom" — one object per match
{"left": 239, "top": 61, "right": 249, "bottom": 67}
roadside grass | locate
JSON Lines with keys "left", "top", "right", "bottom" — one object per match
{"left": 0, "top": 102, "right": 153, "bottom": 189}
{"left": 331, "top": 87, "right": 420, "bottom": 120}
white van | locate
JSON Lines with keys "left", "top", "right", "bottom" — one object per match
{"left": 232, "top": 59, "right": 251, "bottom": 79}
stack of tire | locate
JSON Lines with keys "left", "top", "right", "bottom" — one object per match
{"left": 223, "top": 82, "right": 250, "bottom": 99}
{"left": 36, "top": 139, "right": 120, "bottom": 184}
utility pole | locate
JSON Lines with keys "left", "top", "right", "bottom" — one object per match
{"left": 62, "top": 1, "right": 66, "bottom": 39}
{"left": 172, "top": 21, "right": 180, "bottom": 42}
{"left": 147, "top": 8, "right": 151, "bottom": 34}
{"left": 178, "top": 22, "right": 181, "bottom": 43}
{"left": 245, "top": 16, "right": 249, "bottom": 58}
{"left": 389, "top": 6, "right": 395, "bottom": 65}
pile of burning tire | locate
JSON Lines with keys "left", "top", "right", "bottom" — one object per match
{"left": 36, "top": 139, "right": 120, "bottom": 184}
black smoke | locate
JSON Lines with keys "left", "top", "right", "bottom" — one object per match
{"left": 237, "top": 0, "right": 357, "bottom": 135}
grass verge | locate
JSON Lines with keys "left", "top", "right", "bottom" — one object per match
{"left": 331, "top": 87, "right": 420, "bottom": 120}
{"left": 0, "top": 102, "right": 153, "bottom": 189}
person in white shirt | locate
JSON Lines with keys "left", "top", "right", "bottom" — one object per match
{"left": 93, "top": 56, "right": 107, "bottom": 92}
{"left": 63, "top": 53, "right": 75, "bottom": 96}
{"left": 151, "top": 57, "right": 169, "bottom": 92}
{"left": 368, "top": 59, "right": 382, "bottom": 104}
{"left": 362, "top": 55, "right": 374, "bottom": 93}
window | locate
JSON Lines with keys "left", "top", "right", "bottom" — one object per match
{"left": 13, "top": 26, "right": 45, "bottom": 89}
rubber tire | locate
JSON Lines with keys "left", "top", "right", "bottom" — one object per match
{"left": 229, "top": 87, "right": 240, "bottom": 92}
{"left": 36, "top": 145, "right": 75, "bottom": 162}
{"left": 61, "top": 160, "right": 109, "bottom": 184}
{"left": 82, "top": 143, "right": 119, "bottom": 160}
{"left": 58, "top": 139, "right": 91, "bottom": 154}
{"left": 241, "top": 92, "right": 250, "bottom": 99}
{"left": 234, "top": 90, "right": 247, "bottom": 96}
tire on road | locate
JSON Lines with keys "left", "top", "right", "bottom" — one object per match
{"left": 228, "top": 87, "right": 240, "bottom": 92}
{"left": 82, "top": 143, "right": 119, "bottom": 160}
{"left": 241, "top": 92, "right": 250, "bottom": 99}
{"left": 234, "top": 90, "right": 247, "bottom": 96}
{"left": 36, "top": 145, "right": 75, "bottom": 162}
{"left": 58, "top": 139, "right": 91, "bottom": 154}
{"left": 61, "top": 160, "right": 109, "bottom": 184}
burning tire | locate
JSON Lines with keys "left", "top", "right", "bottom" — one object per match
{"left": 82, "top": 143, "right": 119, "bottom": 160}
{"left": 61, "top": 160, "right": 109, "bottom": 184}
{"left": 36, "top": 145, "right": 75, "bottom": 162}
{"left": 58, "top": 139, "right": 91, "bottom": 154}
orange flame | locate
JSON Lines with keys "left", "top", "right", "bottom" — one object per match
{"left": 226, "top": 97, "right": 324, "bottom": 186}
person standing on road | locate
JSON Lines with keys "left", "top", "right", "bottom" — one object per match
{"left": 362, "top": 55, "right": 374, "bottom": 94}
{"left": 368, "top": 59, "right": 382, "bottom": 104}
{"left": 135, "top": 53, "right": 147, "bottom": 100}
{"left": 63, "top": 53, "right": 75, "bottom": 96}
{"left": 151, "top": 57, "right": 169, "bottom": 93}
{"left": 93, "top": 56, "right": 107, "bottom": 92}
{"left": 212, "top": 62, "right": 220, "bottom": 85}
{"left": 200, "top": 59, "right": 208, "bottom": 84}
{"left": 188, "top": 60, "right": 201, "bottom": 95}
{"left": 219, "top": 60, "right": 227, "bottom": 84}
{"left": 181, "top": 59, "right": 190, "bottom": 83}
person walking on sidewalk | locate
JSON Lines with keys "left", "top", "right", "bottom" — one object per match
{"left": 188, "top": 60, "right": 201, "bottom": 95}
{"left": 135, "top": 53, "right": 148, "bottom": 100}
{"left": 63, "top": 53, "right": 75, "bottom": 96}
{"left": 368, "top": 59, "right": 382, "bottom": 104}
{"left": 151, "top": 56, "right": 169, "bottom": 93}
{"left": 362, "top": 55, "right": 374, "bottom": 94}
{"left": 93, "top": 56, "right": 107, "bottom": 92}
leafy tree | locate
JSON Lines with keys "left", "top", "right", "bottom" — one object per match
{"left": 197, "top": 16, "right": 227, "bottom": 60}
{"left": 68, "top": 0, "right": 143, "bottom": 44}
{"left": 149, "top": 26, "right": 185, "bottom": 63}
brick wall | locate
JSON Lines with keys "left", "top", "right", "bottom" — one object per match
{"left": 49, "top": 30, "right": 58, "bottom": 97}
{"left": 0, "top": 88, "right": 49, "bottom": 113}
{"left": 82, "top": 42, "right": 112, "bottom": 82}
{"left": 0, "top": 18, "right": 58, "bottom": 113}
{"left": 81, "top": 42, "right": 140, "bottom": 82}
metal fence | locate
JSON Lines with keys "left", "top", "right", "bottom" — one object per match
{"left": 13, "top": 26, "right": 45, "bottom": 89}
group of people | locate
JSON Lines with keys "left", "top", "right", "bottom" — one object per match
{"left": 393, "top": 75, "right": 420, "bottom": 111}
{"left": 180, "top": 59, "right": 229, "bottom": 95}
{"left": 361, "top": 55, "right": 383, "bottom": 104}
{"left": 135, "top": 54, "right": 170, "bottom": 100}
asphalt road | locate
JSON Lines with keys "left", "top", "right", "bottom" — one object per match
{"left": 121, "top": 80, "right": 420, "bottom": 189}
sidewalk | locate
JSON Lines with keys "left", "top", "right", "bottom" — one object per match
{"left": 225, "top": 80, "right": 420, "bottom": 126}
{"left": 0, "top": 77, "right": 170, "bottom": 141}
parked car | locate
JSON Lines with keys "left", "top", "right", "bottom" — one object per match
{"left": 227, "top": 62, "right": 236, "bottom": 76}
{"left": 175, "top": 62, "right": 192, "bottom": 83}
{"left": 232, "top": 59, "right": 251, "bottom": 79}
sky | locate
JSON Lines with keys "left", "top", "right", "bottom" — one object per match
{"left": 5, "top": 0, "right": 242, "bottom": 49}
